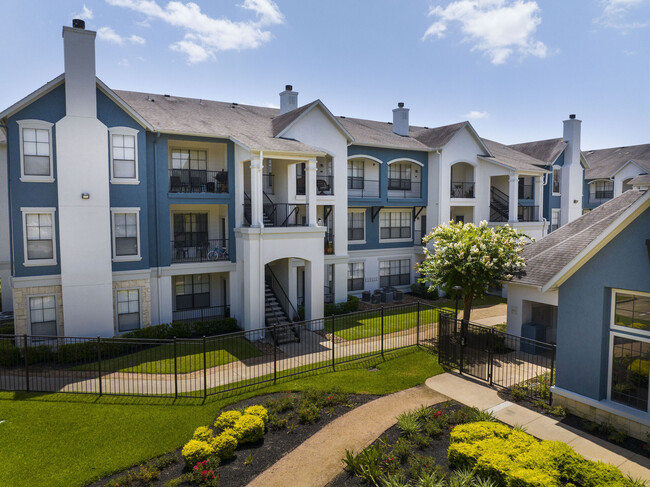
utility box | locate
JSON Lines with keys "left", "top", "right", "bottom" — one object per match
{"left": 521, "top": 322, "right": 546, "bottom": 354}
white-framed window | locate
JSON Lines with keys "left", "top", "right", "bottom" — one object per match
{"left": 18, "top": 119, "right": 54, "bottom": 182}
{"left": 552, "top": 166, "right": 561, "bottom": 196}
{"left": 111, "top": 208, "right": 141, "bottom": 261}
{"left": 379, "top": 210, "right": 412, "bottom": 242}
{"left": 348, "top": 262, "right": 364, "bottom": 291}
{"left": 608, "top": 289, "right": 650, "bottom": 412}
{"left": 388, "top": 163, "right": 412, "bottom": 190}
{"left": 347, "top": 210, "right": 365, "bottom": 243}
{"left": 116, "top": 289, "right": 141, "bottom": 333}
{"left": 551, "top": 209, "right": 560, "bottom": 232}
{"left": 590, "top": 180, "right": 614, "bottom": 203}
{"left": 174, "top": 274, "right": 210, "bottom": 310}
{"left": 28, "top": 295, "right": 57, "bottom": 336}
{"left": 347, "top": 160, "right": 365, "bottom": 190}
{"left": 21, "top": 208, "right": 56, "bottom": 266}
{"left": 171, "top": 149, "right": 208, "bottom": 170}
{"left": 379, "top": 259, "right": 411, "bottom": 287}
{"left": 109, "top": 127, "right": 139, "bottom": 184}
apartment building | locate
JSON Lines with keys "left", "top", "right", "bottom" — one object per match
{"left": 0, "top": 21, "right": 559, "bottom": 338}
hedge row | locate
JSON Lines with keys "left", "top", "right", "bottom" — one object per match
{"left": 448, "top": 422, "right": 637, "bottom": 487}
{"left": 324, "top": 295, "right": 360, "bottom": 317}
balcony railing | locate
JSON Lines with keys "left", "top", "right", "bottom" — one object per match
{"left": 317, "top": 175, "right": 334, "bottom": 195}
{"left": 172, "top": 305, "right": 230, "bottom": 323}
{"left": 324, "top": 285, "right": 334, "bottom": 304}
{"left": 450, "top": 181, "right": 475, "bottom": 198}
{"left": 171, "top": 238, "right": 229, "bottom": 263}
{"left": 388, "top": 179, "right": 422, "bottom": 199}
{"left": 348, "top": 178, "right": 380, "bottom": 198}
{"left": 243, "top": 202, "right": 308, "bottom": 227}
{"left": 518, "top": 184, "right": 534, "bottom": 200}
{"left": 517, "top": 205, "right": 539, "bottom": 222}
{"left": 169, "top": 169, "right": 228, "bottom": 194}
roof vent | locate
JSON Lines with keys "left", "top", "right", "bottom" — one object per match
{"left": 72, "top": 19, "right": 85, "bottom": 29}
{"left": 569, "top": 114, "right": 576, "bottom": 119}
{"left": 398, "top": 102, "right": 405, "bottom": 108}
{"left": 286, "top": 85, "right": 293, "bottom": 91}
{"left": 164, "top": 94, "right": 170, "bottom": 97}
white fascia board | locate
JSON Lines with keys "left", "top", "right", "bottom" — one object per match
{"left": 156, "top": 129, "right": 250, "bottom": 150}
{"left": 579, "top": 152, "right": 590, "bottom": 169}
{"left": 0, "top": 74, "right": 65, "bottom": 120}
{"left": 501, "top": 280, "right": 543, "bottom": 292}
{"left": 252, "top": 149, "right": 327, "bottom": 160}
{"left": 477, "top": 155, "right": 548, "bottom": 175}
{"left": 96, "top": 79, "right": 154, "bottom": 131}
{"left": 611, "top": 159, "right": 645, "bottom": 178}
{"left": 348, "top": 142, "right": 431, "bottom": 152}
{"left": 541, "top": 193, "right": 650, "bottom": 292}
{"left": 276, "top": 101, "right": 355, "bottom": 142}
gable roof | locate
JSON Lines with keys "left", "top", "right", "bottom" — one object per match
{"left": 630, "top": 174, "right": 650, "bottom": 187}
{"left": 511, "top": 189, "right": 649, "bottom": 290}
{"left": 271, "top": 99, "right": 353, "bottom": 141}
{"left": 480, "top": 139, "right": 548, "bottom": 174}
{"left": 583, "top": 143, "right": 650, "bottom": 179}
{"left": 410, "top": 121, "right": 469, "bottom": 149}
{"left": 337, "top": 116, "right": 431, "bottom": 151}
{"left": 507, "top": 138, "right": 567, "bottom": 166}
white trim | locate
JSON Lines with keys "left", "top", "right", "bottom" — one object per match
{"left": 477, "top": 155, "right": 548, "bottom": 175}
{"left": 0, "top": 74, "right": 65, "bottom": 120}
{"left": 607, "top": 330, "right": 650, "bottom": 412}
{"left": 114, "top": 287, "right": 142, "bottom": 334}
{"left": 27, "top": 293, "right": 58, "bottom": 337}
{"left": 386, "top": 157, "right": 424, "bottom": 167}
{"left": 552, "top": 166, "right": 561, "bottom": 196}
{"left": 612, "top": 159, "right": 646, "bottom": 178}
{"left": 96, "top": 79, "right": 154, "bottom": 131}
{"left": 378, "top": 208, "right": 412, "bottom": 244}
{"left": 610, "top": 288, "right": 650, "bottom": 337}
{"left": 274, "top": 101, "right": 354, "bottom": 142}
{"left": 11, "top": 274, "right": 62, "bottom": 288}
{"left": 551, "top": 208, "right": 561, "bottom": 230}
{"left": 109, "top": 127, "right": 140, "bottom": 184}
{"left": 112, "top": 269, "right": 152, "bottom": 281}
{"left": 449, "top": 121, "right": 493, "bottom": 156}
{"left": 110, "top": 207, "right": 142, "bottom": 262}
{"left": 347, "top": 154, "right": 383, "bottom": 164}
{"left": 347, "top": 208, "right": 366, "bottom": 245}
{"left": 21, "top": 207, "right": 57, "bottom": 267}
{"left": 17, "top": 120, "right": 54, "bottom": 183}
{"left": 348, "top": 247, "right": 417, "bottom": 258}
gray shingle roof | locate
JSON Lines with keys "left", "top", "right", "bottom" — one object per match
{"left": 507, "top": 138, "right": 567, "bottom": 166}
{"left": 271, "top": 101, "right": 320, "bottom": 136}
{"left": 411, "top": 122, "right": 468, "bottom": 149}
{"left": 337, "top": 116, "right": 431, "bottom": 150}
{"left": 512, "top": 189, "right": 648, "bottom": 288}
{"left": 583, "top": 143, "right": 650, "bottom": 179}
{"left": 481, "top": 139, "right": 548, "bottom": 173}
{"left": 630, "top": 174, "right": 650, "bottom": 186}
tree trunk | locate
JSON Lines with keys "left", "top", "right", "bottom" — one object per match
{"left": 462, "top": 293, "right": 473, "bottom": 323}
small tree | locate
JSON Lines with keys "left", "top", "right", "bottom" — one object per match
{"left": 417, "top": 221, "right": 527, "bottom": 322}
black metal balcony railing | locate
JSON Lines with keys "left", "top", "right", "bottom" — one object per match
{"left": 169, "top": 169, "right": 228, "bottom": 194}
{"left": 263, "top": 174, "right": 275, "bottom": 195}
{"left": 317, "top": 175, "right": 334, "bottom": 195}
{"left": 518, "top": 184, "right": 534, "bottom": 200}
{"left": 388, "top": 179, "right": 422, "bottom": 199}
{"left": 171, "top": 238, "right": 229, "bottom": 263}
{"left": 172, "top": 305, "right": 230, "bottom": 323}
{"left": 450, "top": 181, "right": 475, "bottom": 198}
{"left": 517, "top": 205, "right": 539, "bottom": 222}
{"left": 324, "top": 285, "right": 334, "bottom": 304}
{"left": 348, "top": 178, "right": 380, "bottom": 198}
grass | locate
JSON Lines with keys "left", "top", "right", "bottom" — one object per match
{"left": 0, "top": 347, "right": 443, "bottom": 487}
{"left": 73, "top": 336, "right": 261, "bottom": 374}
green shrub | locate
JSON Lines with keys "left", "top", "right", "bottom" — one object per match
{"left": 181, "top": 439, "right": 214, "bottom": 468}
{"left": 244, "top": 405, "right": 269, "bottom": 426}
{"left": 391, "top": 438, "right": 413, "bottom": 463}
{"left": 627, "top": 359, "right": 649, "bottom": 385}
{"left": 0, "top": 341, "right": 22, "bottom": 367}
{"left": 214, "top": 410, "right": 242, "bottom": 431}
{"left": 211, "top": 432, "right": 238, "bottom": 460}
{"left": 192, "top": 426, "right": 214, "bottom": 442}
{"left": 324, "top": 295, "right": 360, "bottom": 317}
{"left": 231, "top": 414, "right": 265, "bottom": 444}
{"left": 411, "top": 283, "right": 439, "bottom": 301}
{"left": 297, "top": 402, "right": 321, "bottom": 424}
{"left": 407, "top": 455, "right": 443, "bottom": 480}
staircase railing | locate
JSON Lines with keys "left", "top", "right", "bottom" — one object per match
{"left": 243, "top": 192, "right": 252, "bottom": 226}
{"left": 490, "top": 186, "right": 509, "bottom": 222}
{"left": 265, "top": 265, "right": 300, "bottom": 322}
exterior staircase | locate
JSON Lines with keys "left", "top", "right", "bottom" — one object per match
{"left": 489, "top": 186, "right": 509, "bottom": 222}
{"left": 265, "top": 282, "right": 300, "bottom": 344}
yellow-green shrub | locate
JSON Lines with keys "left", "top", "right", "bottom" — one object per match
{"left": 244, "top": 405, "right": 269, "bottom": 426}
{"left": 449, "top": 421, "right": 512, "bottom": 444}
{"left": 181, "top": 439, "right": 214, "bottom": 468}
{"left": 509, "top": 467, "right": 560, "bottom": 487}
{"left": 214, "top": 410, "right": 242, "bottom": 431}
{"left": 231, "top": 414, "right": 265, "bottom": 444}
{"left": 211, "top": 432, "right": 238, "bottom": 460}
{"left": 192, "top": 426, "right": 214, "bottom": 442}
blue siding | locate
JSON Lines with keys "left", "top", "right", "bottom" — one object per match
{"left": 543, "top": 151, "right": 563, "bottom": 228}
{"left": 555, "top": 208, "right": 650, "bottom": 401}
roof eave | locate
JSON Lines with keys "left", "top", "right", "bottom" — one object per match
{"left": 96, "top": 79, "right": 154, "bottom": 131}
{"left": 0, "top": 73, "right": 65, "bottom": 121}
{"left": 349, "top": 141, "right": 432, "bottom": 152}
{"left": 477, "top": 155, "right": 548, "bottom": 174}
{"left": 276, "top": 101, "right": 355, "bottom": 143}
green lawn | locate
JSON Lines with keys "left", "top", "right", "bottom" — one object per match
{"left": 73, "top": 336, "right": 261, "bottom": 374}
{"left": 0, "top": 348, "right": 443, "bottom": 487}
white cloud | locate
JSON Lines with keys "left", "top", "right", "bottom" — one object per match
{"left": 118, "top": 58, "right": 130, "bottom": 67}
{"left": 97, "top": 26, "right": 147, "bottom": 45}
{"left": 105, "top": 0, "right": 285, "bottom": 64}
{"left": 596, "top": 0, "right": 647, "bottom": 29}
{"left": 465, "top": 110, "right": 489, "bottom": 119}
{"left": 422, "top": 0, "right": 549, "bottom": 65}
{"left": 266, "top": 102, "right": 280, "bottom": 109}
{"left": 73, "top": 5, "right": 94, "bottom": 20}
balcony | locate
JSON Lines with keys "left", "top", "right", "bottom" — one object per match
{"left": 348, "top": 178, "right": 380, "bottom": 198}
{"left": 517, "top": 205, "right": 539, "bottom": 222}
{"left": 169, "top": 169, "right": 228, "bottom": 194}
{"left": 518, "top": 183, "right": 534, "bottom": 200}
{"left": 171, "top": 238, "right": 229, "bottom": 263}
{"left": 263, "top": 173, "right": 274, "bottom": 194}
{"left": 243, "top": 200, "right": 308, "bottom": 227}
{"left": 450, "top": 181, "right": 475, "bottom": 198}
{"left": 388, "top": 179, "right": 422, "bottom": 199}
{"left": 172, "top": 305, "right": 230, "bottom": 322}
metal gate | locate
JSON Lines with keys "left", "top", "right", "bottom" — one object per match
{"left": 438, "top": 312, "right": 556, "bottom": 404}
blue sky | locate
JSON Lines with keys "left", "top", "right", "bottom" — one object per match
{"left": 1, "top": 0, "right": 648, "bottom": 149}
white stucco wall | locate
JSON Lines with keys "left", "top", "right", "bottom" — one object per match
{"left": 506, "top": 283, "right": 558, "bottom": 337}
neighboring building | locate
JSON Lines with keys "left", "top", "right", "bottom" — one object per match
{"left": 0, "top": 128, "right": 10, "bottom": 313}
{"left": 582, "top": 143, "right": 650, "bottom": 211}
{"left": 506, "top": 189, "right": 650, "bottom": 440}
{"left": 0, "top": 20, "right": 550, "bottom": 338}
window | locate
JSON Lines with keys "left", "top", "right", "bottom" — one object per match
{"left": 18, "top": 120, "right": 54, "bottom": 182}
{"left": 29, "top": 295, "right": 57, "bottom": 336}
{"left": 116, "top": 289, "right": 141, "bottom": 332}
{"left": 609, "top": 290, "right": 650, "bottom": 412}
{"left": 175, "top": 274, "right": 210, "bottom": 310}
{"left": 347, "top": 160, "right": 364, "bottom": 189}
{"left": 379, "top": 211, "right": 411, "bottom": 241}
{"left": 590, "top": 180, "right": 614, "bottom": 202}
{"left": 110, "top": 127, "right": 139, "bottom": 183}
{"left": 552, "top": 167, "right": 561, "bottom": 195}
{"left": 388, "top": 163, "right": 412, "bottom": 190}
{"left": 551, "top": 209, "right": 560, "bottom": 232}
{"left": 111, "top": 209, "right": 141, "bottom": 261}
{"left": 21, "top": 208, "right": 56, "bottom": 266}
{"left": 296, "top": 163, "right": 306, "bottom": 195}
{"left": 348, "top": 262, "right": 364, "bottom": 291}
{"left": 348, "top": 210, "right": 365, "bottom": 242}
{"left": 379, "top": 259, "right": 411, "bottom": 287}
{"left": 171, "top": 149, "right": 207, "bottom": 170}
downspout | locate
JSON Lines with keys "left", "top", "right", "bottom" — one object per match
{"left": 153, "top": 131, "right": 162, "bottom": 323}
{"left": 0, "top": 122, "right": 14, "bottom": 279}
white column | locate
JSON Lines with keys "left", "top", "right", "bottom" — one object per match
{"left": 508, "top": 174, "right": 519, "bottom": 223}
{"left": 157, "top": 275, "right": 173, "bottom": 324}
{"left": 250, "top": 153, "right": 264, "bottom": 227}
{"left": 334, "top": 262, "right": 348, "bottom": 304}
{"left": 304, "top": 260, "right": 324, "bottom": 328}
{"left": 533, "top": 176, "right": 543, "bottom": 221}
{"left": 306, "top": 158, "right": 318, "bottom": 226}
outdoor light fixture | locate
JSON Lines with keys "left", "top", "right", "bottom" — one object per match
{"left": 81, "top": 193, "right": 90, "bottom": 199}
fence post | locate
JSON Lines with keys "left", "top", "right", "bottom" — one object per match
{"left": 548, "top": 346, "right": 555, "bottom": 406}
{"left": 273, "top": 325, "right": 277, "bottom": 384}
{"left": 331, "top": 315, "right": 335, "bottom": 370}
{"left": 23, "top": 334, "right": 29, "bottom": 392}
{"left": 381, "top": 307, "right": 384, "bottom": 359}
{"left": 488, "top": 328, "right": 494, "bottom": 386}
{"left": 416, "top": 301, "right": 420, "bottom": 346}
{"left": 458, "top": 318, "right": 464, "bottom": 375}
{"left": 203, "top": 336, "right": 207, "bottom": 399}
{"left": 174, "top": 337, "right": 178, "bottom": 399}
{"left": 97, "top": 337, "right": 102, "bottom": 396}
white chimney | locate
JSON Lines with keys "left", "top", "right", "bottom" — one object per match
{"left": 63, "top": 19, "right": 97, "bottom": 118}
{"left": 392, "top": 102, "right": 409, "bottom": 136}
{"left": 561, "top": 114, "right": 584, "bottom": 225}
{"left": 279, "top": 85, "right": 298, "bottom": 114}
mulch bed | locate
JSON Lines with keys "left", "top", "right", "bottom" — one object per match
{"left": 88, "top": 391, "right": 380, "bottom": 487}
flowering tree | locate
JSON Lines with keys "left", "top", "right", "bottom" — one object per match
{"left": 416, "top": 221, "right": 527, "bottom": 322}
